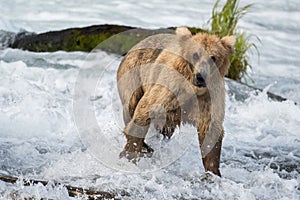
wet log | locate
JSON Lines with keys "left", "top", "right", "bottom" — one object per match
{"left": 0, "top": 174, "right": 122, "bottom": 199}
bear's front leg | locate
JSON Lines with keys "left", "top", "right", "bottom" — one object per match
{"left": 120, "top": 95, "right": 154, "bottom": 162}
{"left": 158, "top": 108, "right": 181, "bottom": 138}
{"left": 201, "top": 137, "right": 222, "bottom": 176}
{"left": 198, "top": 123, "right": 223, "bottom": 176}
{"left": 120, "top": 122, "right": 153, "bottom": 161}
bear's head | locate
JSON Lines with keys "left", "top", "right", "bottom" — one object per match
{"left": 176, "top": 27, "right": 235, "bottom": 88}
{"left": 193, "top": 32, "right": 235, "bottom": 77}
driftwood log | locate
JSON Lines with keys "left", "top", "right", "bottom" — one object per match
{"left": 0, "top": 174, "right": 122, "bottom": 199}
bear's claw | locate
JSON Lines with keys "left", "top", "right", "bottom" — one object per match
{"left": 119, "top": 142, "right": 154, "bottom": 163}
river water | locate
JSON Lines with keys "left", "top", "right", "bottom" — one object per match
{"left": 0, "top": 0, "right": 299, "bottom": 199}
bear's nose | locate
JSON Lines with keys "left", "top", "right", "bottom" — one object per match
{"left": 194, "top": 73, "right": 206, "bottom": 88}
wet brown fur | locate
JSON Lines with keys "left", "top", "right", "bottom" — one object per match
{"left": 117, "top": 27, "right": 234, "bottom": 176}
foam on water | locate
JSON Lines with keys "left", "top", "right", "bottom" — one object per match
{"left": 0, "top": 0, "right": 299, "bottom": 199}
{"left": 0, "top": 49, "right": 299, "bottom": 199}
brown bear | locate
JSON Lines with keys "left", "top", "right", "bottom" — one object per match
{"left": 117, "top": 27, "right": 234, "bottom": 176}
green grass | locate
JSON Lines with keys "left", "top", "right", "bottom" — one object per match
{"left": 207, "top": 0, "right": 260, "bottom": 81}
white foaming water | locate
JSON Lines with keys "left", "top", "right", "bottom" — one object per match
{"left": 0, "top": 0, "right": 299, "bottom": 199}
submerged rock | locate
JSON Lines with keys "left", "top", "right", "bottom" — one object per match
{"left": 8, "top": 24, "right": 204, "bottom": 54}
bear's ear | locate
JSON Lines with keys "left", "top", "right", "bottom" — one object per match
{"left": 221, "top": 35, "right": 235, "bottom": 54}
{"left": 176, "top": 27, "right": 192, "bottom": 38}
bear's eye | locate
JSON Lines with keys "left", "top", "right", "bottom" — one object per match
{"left": 193, "top": 53, "right": 199, "bottom": 61}
{"left": 210, "top": 55, "right": 216, "bottom": 63}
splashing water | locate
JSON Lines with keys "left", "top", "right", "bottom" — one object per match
{"left": 0, "top": 0, "right": 299, "bottom": 199}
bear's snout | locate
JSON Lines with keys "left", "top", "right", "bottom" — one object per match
{"left": 193, "top": 72, "right": 206, "bottom": 88}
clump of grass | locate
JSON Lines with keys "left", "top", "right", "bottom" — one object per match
{"left": 207, "top": 0, "right": 259, "bottom": 81}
